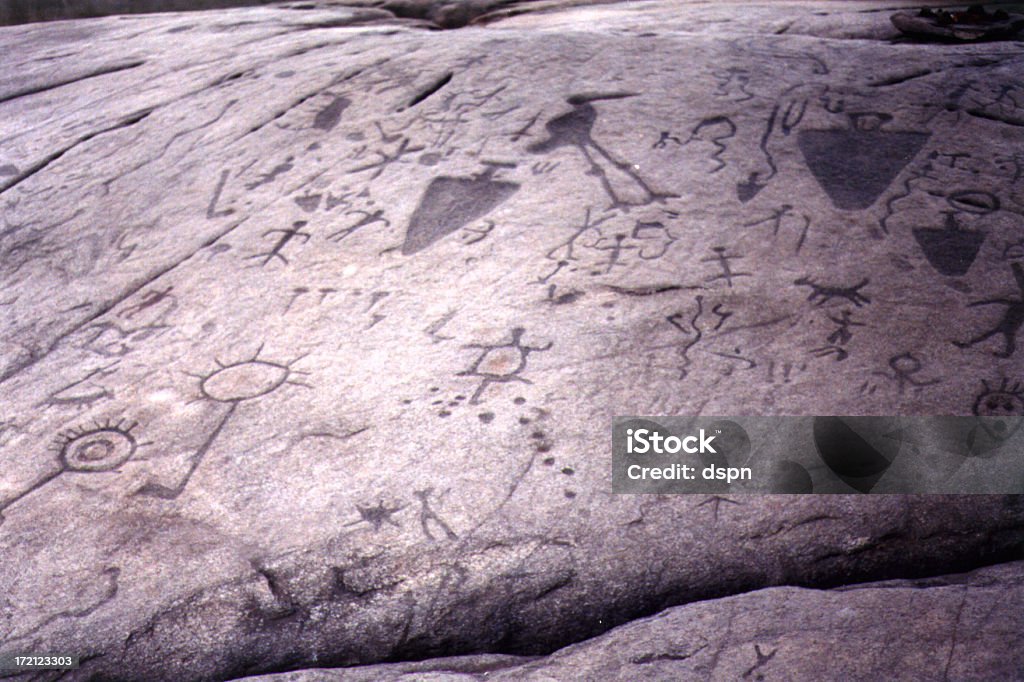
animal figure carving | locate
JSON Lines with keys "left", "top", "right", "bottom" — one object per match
{"left": 794, "top": 276, "right": 871, "bottom": 307}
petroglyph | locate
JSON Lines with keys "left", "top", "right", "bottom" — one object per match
{"left": 795, "top": 277, "right": 871, "bottom": 307}
{"left": 1, "top": 3, "right": 1023, "bottom": 680}
{"left": 798, "top": 113, "right": 930, "bottom": 210}
{"left": 529, "top": 93, "right": 676, "bottom": 209}
{"left": 135, "top": 346, "right": 310, "bottom": 499}
{"left": 955, "top": 263, "right": 1024, "bottom": 358}
{"left": 0, "top": 419, "right": 139, "bottom": 525}
{"left": 402, "top": 162, "right": 519, "bottom": 255}
{"left": 457, "top": 327, "right": 552, "bottom": 404}
{"left": 312, "top": 95, "right": 350, "bottom": 132}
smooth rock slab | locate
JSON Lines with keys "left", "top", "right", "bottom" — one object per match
{"left": 1, "top": 1, "right": 1023, "bottom": 680}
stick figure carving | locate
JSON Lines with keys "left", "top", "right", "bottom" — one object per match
{"left": 414, "top": 488, "right": 458, "bottom": 541}
{"left": 457, "top": 327, "right": 552, "bottom": 404}
{"left": 248, "top": 221, "right": 311, "bottom": 267}
{"left": 871, "top": 353, "right": 940, "bottom": 394}
{"left": 703, "top": 247, "right": 751, "bottom": 287}
{"left": 329, "top": 210, "right": 389, "bottom": 243}
{"left": 955, "top": 263, "right": 1024, "bottom": 358}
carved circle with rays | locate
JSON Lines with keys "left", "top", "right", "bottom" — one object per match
{"left": 188, "top": 344, "right": 311, "bottom": 405}
{"left": 973, "top": 378, "right": 1024, "bottom": 417}
{"left": 53, "top": 418, "right": 138, "bottom": 472}
{"left": 132, "top": 345, "right": 312, "bottom": 501}
{"left": 0, "top": 418, "right": 144, "bottom": 527}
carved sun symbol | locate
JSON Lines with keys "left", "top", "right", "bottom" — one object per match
{"left": 187, "top": 344, "right": 312, "bottom": 404}
{"left": 52, "top": 418, "right": 138, "bottom": 472}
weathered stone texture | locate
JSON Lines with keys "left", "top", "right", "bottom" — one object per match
{"left": 1, "top": 1, "right": 1022, "bottom": 679}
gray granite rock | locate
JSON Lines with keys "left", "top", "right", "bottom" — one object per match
{"left": 0, "top": 0, "right": 586, "bottom": 28}
{"left": 0, "top": 0, "right": 277, "bottom": 27}
{"left": 1, "top": 1, "right": 1023, "bottom": 680}
{"left": 241, "top": 560, "right": 1024, "bottom": 681}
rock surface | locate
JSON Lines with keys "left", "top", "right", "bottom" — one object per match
{"left": 0, "top": 0, "right": 278, "bottom": 28}
{"left": 1, "top": 1, "right": 1023, "bottom": 680}
{"left": 244, "top": 560, "right": 1024, "bottom": 681}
